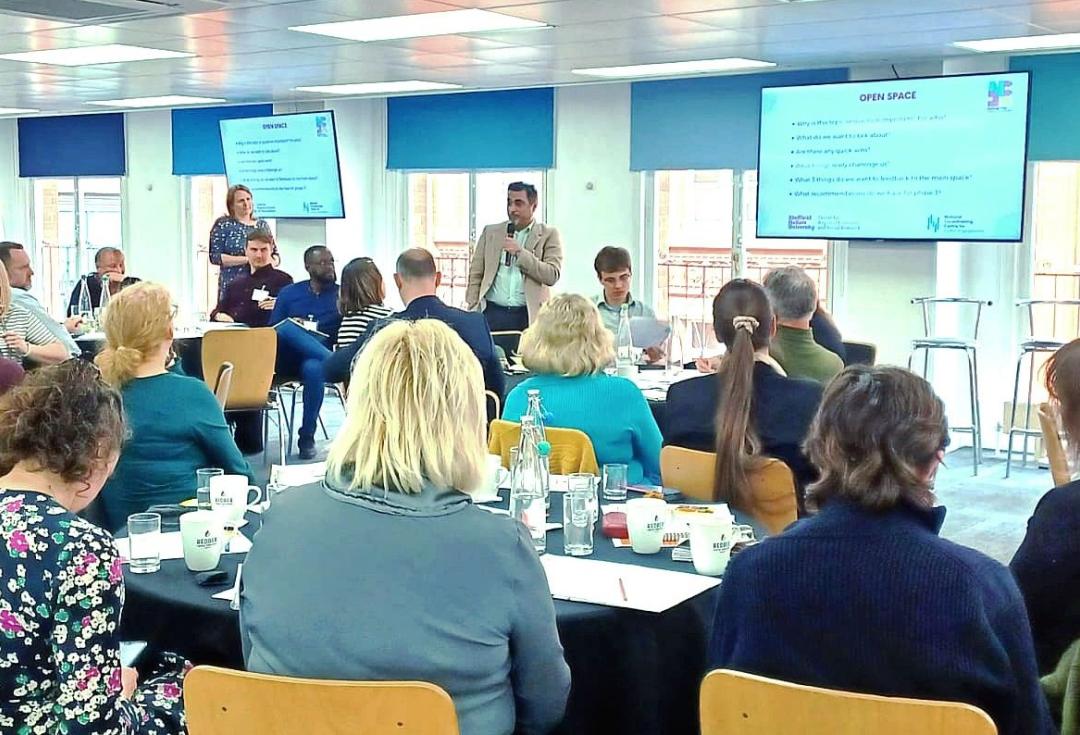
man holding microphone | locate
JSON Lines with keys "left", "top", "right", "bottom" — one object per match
{"left": 466, "top": 181, "right": 563, "bottom": 334}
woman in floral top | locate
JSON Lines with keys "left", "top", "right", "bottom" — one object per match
{"left": 0, "top": 360, "right": 188, "bottom": 734}
{"left": 208, "top": 184, "right": 272, "bottom": 301}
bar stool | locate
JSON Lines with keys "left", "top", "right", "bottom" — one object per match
{"left": 1004, "top": 299, "right": 1080, "bottom": 477}
{"left": 908, "top": 297, "right": 991, "bottom": 475}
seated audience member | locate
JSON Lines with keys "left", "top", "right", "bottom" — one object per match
{"left": 67, "top": 246, "right": 127, "bottom": 314}
{"left": 504, "top": 294, "right": 662, "bottom": 484}
{"left": 335, "top": 256, "right": 391, "bottom": 350}
{"left": 241, "top": 319, "right": 570, "bottom": 735}
{"left": 665, "top": 280, "right": 822, "bottom": 507}
{"left": 211, "top": 230, "right": 293, "bottom": 327}
{"left": 0, "top": 241, "right": 80, "bottom": 356}
{"left": 762, "top": 266, "right": 844, "bottom": 382}
{"left": 269, "top": 245, "right": 340, "bottom": 460}
{"left": 592, "top": 245, "right": 663, "bottom": 363}
{"left": 0, "top": 360, "right": 189, "bottom": 732}
{"left": 95, "top": 283, "right": 252, "bottom": 531}
{"left": 0, "top": 262, "right": 68, "bottom": 365}
{"left": 324, "top": 249, "right": 505, "bottom": 400}
{"left": 709, "top": 366, "right": 1054, "bottom": 735}
{"left": 1012, "top": 339, "right": 1080, "bottom": 674}
{"left": 0, "top": 357, "right": 24, "bottom": 394}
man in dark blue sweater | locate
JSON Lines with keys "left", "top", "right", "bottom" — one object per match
{"left": 709, "top": 366, "right": 1055, "bottom": 735}
{"left": 324, "top": 249, "right": 504, "bottom": 401}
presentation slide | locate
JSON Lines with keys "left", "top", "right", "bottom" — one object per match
{"left": 757, "top": 72, "right": 1030, "bottom": 241}
{"left": 219, "top": 111, "right": 345, "bottom": 219}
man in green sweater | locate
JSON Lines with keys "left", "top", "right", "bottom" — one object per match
{"left": 763, "top": 266, "right": 844, "bottom": 384}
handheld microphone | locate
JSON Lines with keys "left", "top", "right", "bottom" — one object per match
{"left": 504, "top": 221, "right": 515, "bottom": 267}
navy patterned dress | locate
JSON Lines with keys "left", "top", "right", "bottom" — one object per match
{"left": 208, "top": 216, "right": 271, "bottom": 301}
{"left": 0, "top": 491, "right": 188, "bottom": 734}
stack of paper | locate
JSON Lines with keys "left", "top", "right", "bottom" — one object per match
{"left": 539, "top": 554, "right": 719, "bottom": 613}
{"left": 270, "top": 461, "right": 326, "bottom": 487}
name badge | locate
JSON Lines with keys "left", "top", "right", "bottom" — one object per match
{"left": 303, "top": 320, "right": 318, "bottom": 332}
{"left": 251, "top": 288, "right": 270, "bottom": 302}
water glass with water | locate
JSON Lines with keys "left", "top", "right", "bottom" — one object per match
{"left": 564, "top": 475, "right": 596, "bottom": 556}
{"left": 602, "top": 463, "right": 628, "bottom": 502}
{"left": 196, "top": 468, "right": 223, "bottom": 511}
{"left": 127, "top": 513, "right": 161, "bottom": 574}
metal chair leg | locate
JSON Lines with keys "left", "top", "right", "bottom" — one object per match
{"left": 1005, "top": 350, "right": 1025, "bottom": 478}
{"left": 968, "top": 347, "right": 981, "bottom": 475}
{"left": 277, "top": 402, "right": 287, "bottom": 466}
{"left": 1021, "top": 351, "right": 1036, "bottom": 470}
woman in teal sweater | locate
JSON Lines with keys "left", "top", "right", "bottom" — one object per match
{"left": 503, "top": 294, "right": 662, "bottom": 484}
{"left": 96, "top": 283, "right": 253, "bottom": 531}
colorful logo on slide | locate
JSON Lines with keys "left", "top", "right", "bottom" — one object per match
{"left": 987, "top": 80, "right": 1013, "bottom": 109}
{"left": 927, "top": 214, "right": 941, "bottom": 233}
{"left": 315, "top": 115, "right": 329, "bottom": 137}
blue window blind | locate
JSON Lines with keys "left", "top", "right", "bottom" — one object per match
{"left": 387, "top": 88, "right": 555, "bottom": 170}
{"left": 171, "top": 104, "right": 274, "bottom": 176}
{"left": 18, "top": 113, "right": 126, "bottom": 177}
{"left": 1010, "top": 53, "right": 1079, "bottom": 161}
{"left": 630, "top": 68, "right": 848, "bottom": 171}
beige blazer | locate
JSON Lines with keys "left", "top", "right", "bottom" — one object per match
{"left": 466, "top": 221, "right": 563, "bottom": 323}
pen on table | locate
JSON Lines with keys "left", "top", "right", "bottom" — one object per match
{"left": 618, "top": 577, "right": 628, "bottom": 602}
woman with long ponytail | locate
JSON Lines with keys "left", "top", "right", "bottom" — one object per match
{"left": 665, "top": 279, "right": 824, "bottom": 518}
{"left": 94, "top": 283, "right": 252, "bottom": 531}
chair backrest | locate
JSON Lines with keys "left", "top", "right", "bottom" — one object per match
{"left": 1038, "top": 402, "right": 1072, "bottom": 487}
{"left": 841, "top": 340, "right": 877, "bottom": 367}
{"left": 201, "top": 328, "right": 277, "bottom": 410}
{"left": 660, "top": 446, "right": 797, "bottom": 536}
{"left": 485, "top": 390, "right": 501, "bottom": 423}
{"left": 488, "top": 419, "right": 600, "bottom": 475}
{"left": 213, "top": 362, "right": 234, "bottom": 410}
{"left": 700, "top": 670, "right": 997, "bottom": 735}
{"left": 185, "top": 666, "right": 460, "bottom": 735}
{"left": 911, "top": 297, "right": 992, "bottom": 341}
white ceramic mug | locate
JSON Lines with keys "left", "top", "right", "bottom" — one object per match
{"left": 486, "top": 454, "right": 510, "bottom": 494}
{"left": 625, "top": 497, "right": 669, "bottom": 554}
{"left": 688, "top": 508, "right": 736, "bottom": 576}
{"left": 209, "top": 474, "right": 261, "bottom": 524}
{"left": 179, "top": 510, "right": 224, "bottom": 572}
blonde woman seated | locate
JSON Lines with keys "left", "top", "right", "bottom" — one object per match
{"left": 241, "top": 319, "right": 570, "bottom": 735}
{"left": 0, "top": 261, "right": 67, "bottom": 365}
{"left": 503, "top": 294, "right": 662, "bottom": 484}
{"left": 95, "top": 283, "right": 253, "bottom": 531}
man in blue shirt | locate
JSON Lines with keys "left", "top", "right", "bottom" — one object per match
{"left": 269, "top": 245, "right": 339, "bottom": 460}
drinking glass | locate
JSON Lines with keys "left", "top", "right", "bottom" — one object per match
{"left": 196, "top": 468, "right": 223, "bottom": 511}
{"left": 127, "top": 513, "right": 161, "bottom": 574}
{"left": 262, "top": 481, "right": 286, "bottom": 511}
{"left": 564, "top": 474, "right": 596, "bottom": 556}
{"left": 602, "top": 463, "right": 628, "bottom": 502}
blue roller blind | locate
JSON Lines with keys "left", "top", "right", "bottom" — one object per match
{"left": 172, "top": 104, "right": 274, "bottom": 175}
{"left": 387, "top": 88, "right": 555, "bottom": 170}
{"left": 18, "top": 113, "right": 126, "bottom": 177}
{"left": 631, "top": 68, "right": 848, "bottom": 171}
{"left": 1010, "top": 53, "right": 1079, "bottom": 161}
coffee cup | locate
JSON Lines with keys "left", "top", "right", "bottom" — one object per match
{"left": 180, "top": 510, "right": 224, "bottom": 572}
{"left": 485, "top": 454, "right": 510, "bottom": 494}
{"left": 209, "top": 474, "right": 261, "bottom": 524}
{"left": 688, "top": 507, "right": 736, "bottom": 576}
{"left": 626, "top": 497, "right": 669, "bottom": 554}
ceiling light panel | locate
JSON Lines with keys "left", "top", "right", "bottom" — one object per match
{"left": 87, "top": 95, "right": 225, "bottom": 108}
{"left": 290, "top": 9, "right": 548, "bottom": 43}
{"left": 953, "top": 33, "right": 1080, "bottom": 53}
{"left": 294, "top": 81, "right": 461, "bottom": 95}
{"left": 572, "top": 57, "right": 776, "bottom": 78}
{"left": 0, "top": 44, "right": 192, "bottom": 66}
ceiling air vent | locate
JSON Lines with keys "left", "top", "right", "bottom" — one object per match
{"left": 0, "top": 0, "right": 226, "bottom": 23}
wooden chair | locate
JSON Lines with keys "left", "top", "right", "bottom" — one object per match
{"left": 212, "top": 362, "right": 234, "bottom": 411}
{"left": 485, "top": 390, "right": 501, "bottom": 423}
{"left": 201, "top": 328, "right": 287, "bottom": 465}
{"left": 488, "top": 419, "right": 600, "bottom": 475}
{"left": 700, "top": 670, "right": 997, "bottom": 735}
{"left": 660, "top": 445, "right": 797, "bottom": 536}
{"left": 1038, "top": 402, "right": 1072, "bottom": 487}
{"left": 184, "top": 666, "right": 459, "bottom": 735}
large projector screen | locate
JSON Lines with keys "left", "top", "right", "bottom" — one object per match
{"left": 219, "top": 111, "right": 345, "bottom": 219}
{"left": 757, "top": 72, "right": 1030, "bottom": 242}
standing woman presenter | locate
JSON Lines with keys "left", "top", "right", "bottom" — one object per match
{"left": 208, "top": 184, "right": 272, "bottom": 301}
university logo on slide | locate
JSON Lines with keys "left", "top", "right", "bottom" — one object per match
{"left": 315, "top": 115, "right": 329, "bottom": 137}
{"left": 987, "top": 80, "right": 1013, "bottom": 110}
{"left": 927, "top": 214, "right": 941, "bottom": 233}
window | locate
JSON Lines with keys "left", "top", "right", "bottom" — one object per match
{"left": 185, "top": 175, "right": 275, "bottom": 315}
{"left": 31, "top": 177, "right": 122, "bottom": 318}
{"left": 407, "top": 171, "right": 545, "bottom": 307}
{"left": 650, "top": 169, "right": 829, "bottom": 361}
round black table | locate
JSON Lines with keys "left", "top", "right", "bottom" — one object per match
{"left": 120, "top": 494, "right": 718, "bottom": 735}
